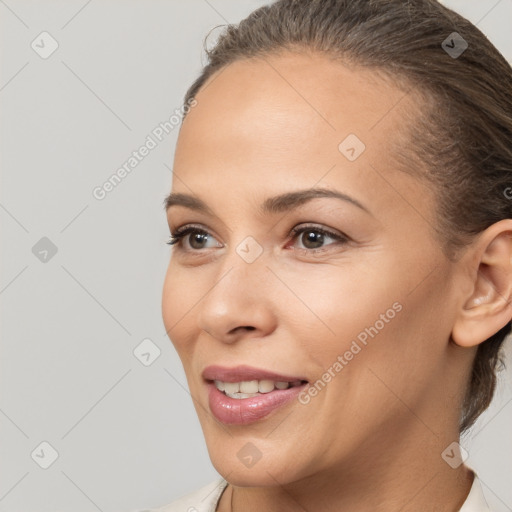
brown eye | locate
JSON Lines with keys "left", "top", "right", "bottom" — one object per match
{"left": 299, "top": 230, "right": 327, "bottom": 250}
{"left": 290, "top": 225, "right": 349, "bottom": 252}
{"left": 167, "top": 226, "right": 221, "bottom": 251}
{"left": 188, "top": 231, "right": 210, "bottom": 249}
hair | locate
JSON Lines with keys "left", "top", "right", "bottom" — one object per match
{"left": 180, "top": 0, "right": 512, "bottom": 434}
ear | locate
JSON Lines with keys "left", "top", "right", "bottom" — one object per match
{"left": 452, "top": 219, "right": 512, "bottom": 348}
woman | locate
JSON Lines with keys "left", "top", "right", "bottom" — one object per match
{"left": 156, "top": 0, "right": 512, "bottom": 510}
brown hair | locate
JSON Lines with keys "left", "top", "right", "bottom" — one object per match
{"left": 181, "top": 0, "right": 512, "bottom": 434}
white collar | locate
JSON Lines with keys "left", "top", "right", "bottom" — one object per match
{"left": 459, "top": 473, "right": 491, "bottom": 511}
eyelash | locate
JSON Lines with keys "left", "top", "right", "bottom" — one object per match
{"left": 166, "top": 223, "right": 349, "bottom": 254}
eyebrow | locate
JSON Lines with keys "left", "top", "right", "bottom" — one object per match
{"left": 163, "top": 187, "right": 371, "bottom": 217}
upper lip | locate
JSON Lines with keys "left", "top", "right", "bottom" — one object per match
{"left": 202, "top": 365, "right": 308, "bottom": 383}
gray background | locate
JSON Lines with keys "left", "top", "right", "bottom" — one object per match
{"left": 1, "top": 1, "right": 511, "bottom": 511}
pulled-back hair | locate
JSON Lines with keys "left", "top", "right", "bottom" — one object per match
{"left": 181, "top": 0, "right": 512, "bottom": 433}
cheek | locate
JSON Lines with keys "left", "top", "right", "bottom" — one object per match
{"left": 288, "top": 257, "right": 446, "bottom": 396}
{"left": 161, "top": 262, "right": 202, "bottom": 357}
{"left": 309, "top": 263, "right": 454, "bottom": 429}
{"left": 284, "top": 262, "right": 402, "bottom": 362}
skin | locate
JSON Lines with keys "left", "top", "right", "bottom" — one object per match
{"left": 161, "top": 51, "right": 512, "bottom": 511}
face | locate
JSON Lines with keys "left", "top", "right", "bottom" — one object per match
{"left": 162, "top": 52, "right": 465, "bottom": 486}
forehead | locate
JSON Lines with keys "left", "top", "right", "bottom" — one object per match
{"left": 171, "top": 52, "right": 435, "bottom": 230}
{"left": 179, "top": 52, "right": 409, "bottom": 152}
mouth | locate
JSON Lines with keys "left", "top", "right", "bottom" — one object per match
{"left": 202, "top": 365, "right": 309, "bottom": 425}
{"left": 212, "top": 378, "right": 306, "bottom": 399}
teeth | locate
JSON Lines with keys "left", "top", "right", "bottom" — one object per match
{"left": 223, "top": 382, "right": 240, "bottom": 394}
{"left": 239, "top": 380, "right": 259, "bottom": 393}
{"left": 234, "top": 392, "right": 259, "bottom": 399}
{"left": 214, "top": 378, "right": 302, "bottom": 398}
{"left": 258, "top": 379, "right": 275, "bottom": 393}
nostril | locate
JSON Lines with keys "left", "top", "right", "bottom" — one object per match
{"left": 230, "top": 326, "right": 255, "bottom": 335}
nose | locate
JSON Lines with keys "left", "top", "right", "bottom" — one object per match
{"left": 197, "top": 250, "right": 278, "bottom": 345}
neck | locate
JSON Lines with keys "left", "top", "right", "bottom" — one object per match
{"left": 223, "top": 422, "right": 474, "bottom": 512}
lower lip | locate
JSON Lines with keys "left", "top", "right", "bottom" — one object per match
{"left": 207, "top": 382, "right": 307, "bottom": 425}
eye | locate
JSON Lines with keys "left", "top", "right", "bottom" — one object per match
{"left": 289, "top": 224, "right": 349, "bottom": 253}
{"left": 166, "top": 223, "right": 348, "bottom": 254}
{"left": 166, "top": 224, "right": 221, "bottom": 251}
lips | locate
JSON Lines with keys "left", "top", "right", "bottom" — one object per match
{"left": 202, "top": 364, "right": 307, "bottom": 383}
{"left": 202, "top": 365, "right": 308, "bottom": 425}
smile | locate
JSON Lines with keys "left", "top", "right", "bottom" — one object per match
{"left": 202, "top": 365, "right": 309, "bottom": 425}
{"left": 214, "top": 379, "right": 305, "bottom": 398}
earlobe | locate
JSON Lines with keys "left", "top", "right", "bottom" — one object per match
{"left": 452, "top": 220, "right": 512, "bottom": 348}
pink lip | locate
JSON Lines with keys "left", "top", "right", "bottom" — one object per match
{"left": 202, "top": 364, "right": 307, "bottom": 383}
{"left": 206, "top": 382, "right": 307, "bottom": 425}
{"left": 202, "top": 365, "right": 308, "bottom": 425}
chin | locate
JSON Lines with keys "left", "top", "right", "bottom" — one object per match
{"left": 205, "top": 436, "right": 309, "bottom": 488}
{"left": 212, "top": 457, "right": 296, "bottom": 487}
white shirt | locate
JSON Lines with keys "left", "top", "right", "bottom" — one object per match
{"left": 141, "top": 472, "right": 491, "bottom": 512}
